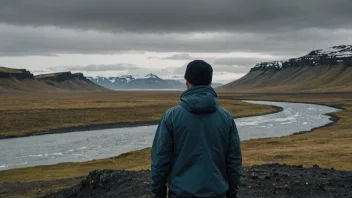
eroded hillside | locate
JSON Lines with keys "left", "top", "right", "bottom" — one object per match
{"left": 221, "top": 45, "right": 352, "bottom": 92}
{"left": 0, "top": 67, "right": 107, "bottom": 93}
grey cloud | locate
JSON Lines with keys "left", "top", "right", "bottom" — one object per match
{"left": 152, "top": 54, "right": 196, "bottom": 61}
{"left": 173, "top": 65, "right": 187, "bottom": 75}
{"left": 47, "top": 64, "right": 138, "bottom": 72}
{"left": 212, "top": 57, "right": 276, "bottom": 66}
{"left": 159, "top": 54, "right": 215, "bottom": 62}
{"left": 1, "top": 1, "right": 352, "bottom": 58}
{"left": 161, "top": 54, "right": 192, "bottom": 60}
{"left": 1, "top": 0, "right": 352, "bottom": 33}
{"left": 214, "top": 66, "right": 251, "bottom": 73}
{"left": 159, "top": 54, "right": 278, "bottom": 66}
{"left": 1, "top": 24, "right": 352, "bottom": 57}
{"left": 173, "top": 64, "right": 251, "bottom": 75}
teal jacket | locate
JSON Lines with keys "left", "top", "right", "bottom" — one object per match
{"left": 151, "top": 86, "right": 242, "bottom": 198}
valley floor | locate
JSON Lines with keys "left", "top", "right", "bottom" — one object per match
{"left": 0, "top": 91, "right": 275, "bottom": 139}
{"left": 0, "top": 91, "right": 351, "bottom": 197}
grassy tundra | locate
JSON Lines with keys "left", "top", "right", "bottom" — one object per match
{"left": 0, "top": 91, "right": 275, "bottom": 139}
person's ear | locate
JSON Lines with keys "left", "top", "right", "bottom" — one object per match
{"left": 186, "top": 80, "right": 190, "bottom": 89}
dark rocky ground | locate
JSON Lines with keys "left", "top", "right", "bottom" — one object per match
{"left": 42, "top": 164, "right": 352, "bottom": 198}
{"left": 0, "top": 177, "right": 84, "bottom": 198}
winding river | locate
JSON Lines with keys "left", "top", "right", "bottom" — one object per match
{"left": 0, "top": 101, "right": 339, "bottom": 171}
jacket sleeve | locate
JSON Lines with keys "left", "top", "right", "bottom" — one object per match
{"left": 226, "top": 119, "right": 242, "bottom": 198}
{"left": 151, "top": 113, "right": 173, "bottom": 198}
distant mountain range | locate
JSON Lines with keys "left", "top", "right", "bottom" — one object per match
{"left": 87, "top": 73, "right": 222, "bottom": 90}
{"left": 220, "top": 45, "right": 352, "bottom": 92}
{"left": 0, "top": 66, "right": 223, "bottom": 93}
{"left": 0, "top": 67, "right": 107, "bottom": 93}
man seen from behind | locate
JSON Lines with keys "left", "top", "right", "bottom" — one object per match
{"left": 151, "top": 60, "right": 242, "bottom": 198}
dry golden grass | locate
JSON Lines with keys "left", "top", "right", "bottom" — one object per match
{"left": 0, "top": 91, "right": 275, "bottom": 139}
{"left": 3, "top": 184, "right": 74, "bottom": 198}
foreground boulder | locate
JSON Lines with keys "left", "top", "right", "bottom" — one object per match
{"left": 45, "top": 164, "right": 352, "bottom": 198}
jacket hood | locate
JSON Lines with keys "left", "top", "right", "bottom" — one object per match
{"left": 180, "top": 86, "right": 219, "bottom": 114}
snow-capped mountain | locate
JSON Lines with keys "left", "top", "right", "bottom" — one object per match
{"left": 87, "top": 73, "right": 185, "bottom": 90}
{"left": 87, "top": 73, "right": 223, "bottom": 90}
{"left": 144, "top": 73, "right": 159, "bottom": 79}
{"left": 221, "top": 44, "right": 352, "bottom": 92}
{"left": 251, "top": 45, "right": 352, "bottom": 72}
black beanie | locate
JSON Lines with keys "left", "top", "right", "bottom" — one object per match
{"left": 184, "top": 60, "right": 213, "bottom": 85}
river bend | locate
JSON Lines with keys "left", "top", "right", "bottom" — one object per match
{"left": 0, "top": 101, "right": 339, "bottom": 170}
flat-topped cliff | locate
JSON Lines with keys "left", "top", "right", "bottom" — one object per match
{"left": 221, "top": 45, "right": 352, "bottom": 92}
{"left": 0, "top": 67, "right": 34, "bottom": 79}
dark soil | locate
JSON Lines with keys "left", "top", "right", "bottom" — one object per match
{"left": 42, "top": 164, "right": 352, "bottom": 198}
{"left": 0, "top": 177, "right": 84, "bottom": 198}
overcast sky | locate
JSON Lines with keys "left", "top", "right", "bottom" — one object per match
{"left": 1, "top": 0, "right": 351, "bottom": 83}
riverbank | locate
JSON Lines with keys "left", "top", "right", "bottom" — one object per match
{"left": 0, "top": 92, "right": 277, "bottom": 139}
{"left": 0, "top": 92, "right": 351, "bottom": 197}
